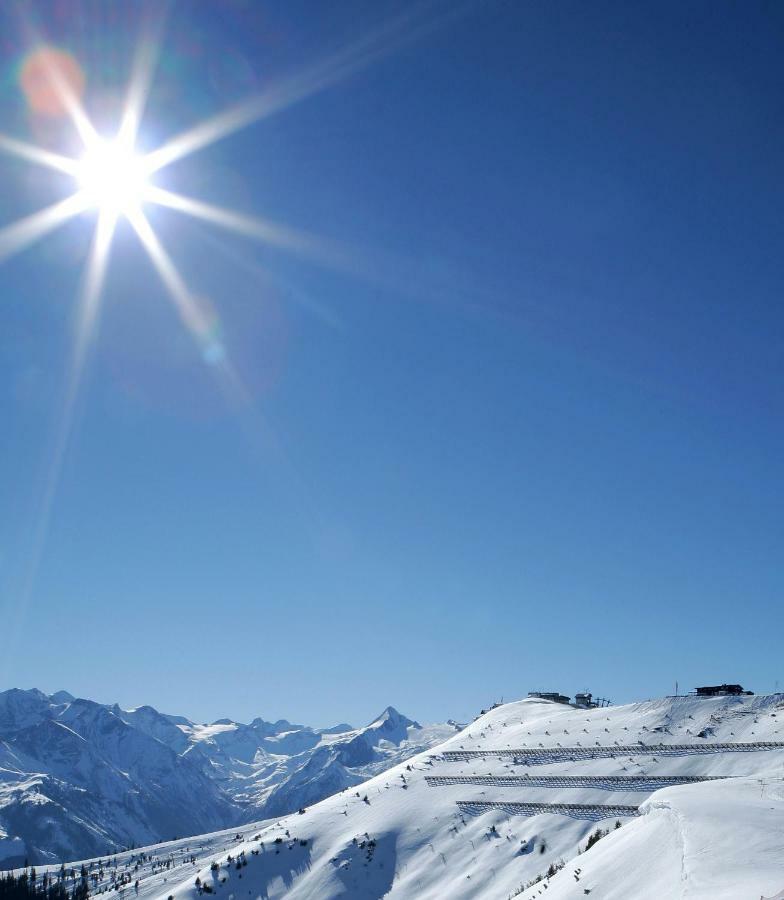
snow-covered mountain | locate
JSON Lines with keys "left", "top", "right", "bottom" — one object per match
{"left": 0, "top": 689, "right": 460, "bottom": 868}
{"left": 32, "top": 691, "right": 783, "bottom": 898}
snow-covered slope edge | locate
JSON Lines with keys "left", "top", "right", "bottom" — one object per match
{"left": 516, "top": 775, "right": 784, "bottom": 900}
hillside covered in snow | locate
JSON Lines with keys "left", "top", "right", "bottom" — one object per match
{"left": 25, "top": 691, "right": 783, "bottom": 899}
{"left": 0, "top": 689, "right": 459, "bottom": 867}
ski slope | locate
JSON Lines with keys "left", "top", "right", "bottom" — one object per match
{"left": 25, "top": 691, "right": 784, "bottom": 899}
{"left": 515, "top": 774, "right": 784, "bottom": 900}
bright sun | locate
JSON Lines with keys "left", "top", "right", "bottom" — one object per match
{"left": 75, "top": 138, "right": 150, "bottom": 215}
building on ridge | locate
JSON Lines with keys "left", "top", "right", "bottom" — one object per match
{"left": 694, "top": 684, "right": 752, "bottom": 697}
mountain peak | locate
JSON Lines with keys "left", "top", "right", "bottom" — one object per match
{"left": 369, "top": 706, "right": 419, "bottom": 730}
{"left": 4, "top": 687, "right": 48, "bottom": 701}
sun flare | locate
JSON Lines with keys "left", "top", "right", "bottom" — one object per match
{"left": 75, "top": 138, "right": 150, "bottom": 216}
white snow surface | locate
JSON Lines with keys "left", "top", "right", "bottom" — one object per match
{"left": 25, "top": 692, "right": 784, "bottom": 899}
{"left": 517, "top": 775, "right": 784, "bottom": 900}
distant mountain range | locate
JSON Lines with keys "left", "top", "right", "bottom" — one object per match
{"left": 0, "top": 688, "right": 462, "bottom": 867}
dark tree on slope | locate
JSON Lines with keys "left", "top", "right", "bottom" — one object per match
{"left": 0, "top": 869, "right": 88, "bottom": 900}
{"left": 584, "top": 827, "right": 609, "bottom": 851}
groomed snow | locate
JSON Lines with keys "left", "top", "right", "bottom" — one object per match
{"left": 516, "top": 775, "right": 784, "bottom": 899}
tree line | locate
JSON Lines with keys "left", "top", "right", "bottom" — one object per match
{"left": 0, "top": 867, "right": 89, "bottom": 900}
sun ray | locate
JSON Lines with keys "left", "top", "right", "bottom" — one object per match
{"left": 124, "top": 208, "right": 328, "bottom": 547}
{"left": 74, "top": 210, "right": 117, "bottom": 365}
{"left": 40, "top": 61, "right": 97, "bottom": 148}
{"left": 0, "top": 133, "right": 78, "bottom": 175}
{"left": 123, "top": 213, "right": 326, "bottom": 537}
{"left": 0, "top": 192, "right": 89, "bottom": 262}
{"left": 6, "top": 211, "right": 116, "bottom": 656}
{"left": 145, "top": 186, "right": 347, "bottom": 267}
{"left": 127, "top": 207, "right": 207, "bottom": 333}
{"left": 117, "top": 13, "right": 166, "bottom": 148}
{"left": 144, "top": 1, "right": 460, "bottom": 173}
{"left": 127, "top": 208, "right": 253, "bottom": 405}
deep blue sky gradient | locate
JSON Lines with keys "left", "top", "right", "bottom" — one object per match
{"left": 0, "top": 0, "right": 782, "bottom": 727}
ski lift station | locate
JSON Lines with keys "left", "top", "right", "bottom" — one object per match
{"left": 527, "top": 691, "right": 611, "bottom": 709}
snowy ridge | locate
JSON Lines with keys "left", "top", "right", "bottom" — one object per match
{"left": 0, "top": 689, "right": 458, "bottom": 867}
{"left": 20, "top": 691, "right": 784, "bottom": 898}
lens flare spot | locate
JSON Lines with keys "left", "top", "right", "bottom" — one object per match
{"left": 20, "top": 47, "right": 85, "bottom": 117}
{"left": 192, "top": 296, "right": 226, "bottom": 365}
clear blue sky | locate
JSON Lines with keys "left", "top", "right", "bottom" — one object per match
{"left": 1, "top": 0, "right": 782, "bottom": 728}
